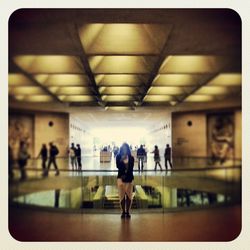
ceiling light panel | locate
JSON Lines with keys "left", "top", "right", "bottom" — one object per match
{"left": 13, "top": 55, "right": 85, "bottom": 74}
{"left": 207, "top": 73, "right": 242, "bottom": 86}
{"left": 8, "top": 73, "right": 34, "bottom": 86}
{"left": 102, "top": 95, "right": 135, "bottom": 102}
{"left": 144, "top": 95, "right": 174, "bottom": 102}
{"left": 9, "top": 86, "right": 47, "bottom": 95}
{"left": 194, "top": 86, "right": 240, "bottom": 95}
{"left": 95, "top": 74, "right": 148, "bottom": 86}
{"left": 79, "top": 24, "right": 171, "bottom": 55}
{"left": 14, "top": 95, "right": 53, "bottom": 102}
{"left": 153, "top": 74, "right": 207, "bottom": 86}
{"left": 58, "top": 95, "right": 95, "bottom": 102}
{"left": 184, "top": 95, "right": 216, "bottom": 102}
{"left": 33, "top": 74, "right": 90, "bottom": 86}
{"left": 148, "top": 86, "right": 192, "bottom": 95}
{"left": 48, "top": 87, "right": 92, "bottom": 95}
{"left": 106, "top": 106, "right": 133, "bottom": 111}
{"left": 89, "top": 56, "right": 157, "bottom": 74}
{"left": 99, "top": 86, "right": 140, "bottom": 95}
{"left": 159, "top": 56, "right": 228, "bottom": 74}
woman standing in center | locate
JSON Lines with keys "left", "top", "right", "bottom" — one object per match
{"left": 116, "top": 143, "right": 134, "bottom": 219}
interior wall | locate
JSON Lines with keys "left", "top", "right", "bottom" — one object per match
{"left": 70, "top": 116, "right": 94, "bottom": 156}
{"left": 172, "top": 113, "right": 207, "bottom": 157}
{"left": 9, "top": 111, "right": 69, "bottom": 158}
{"left": 9, "top": 113, "right": 34, "bottom": 159}
{"left": 34, "top": 113, "right": 69, "bottom": 157}
{"left": 147, "top": 114, "right": 172, "bottom": 157}
{"left": 172, "top": 109, "right": 242, "bottom": 160}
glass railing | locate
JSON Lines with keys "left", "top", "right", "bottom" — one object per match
{"left": 10, "top": 155, "right": 242, "bottom": 172}
{"left": 9, "top": 158, "right": 241, "bottom": 214}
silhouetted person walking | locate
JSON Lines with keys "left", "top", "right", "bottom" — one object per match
{"left": 152, "top": 145, "right": 162, "bottom": 171}
{"left": 45, "top": 142, "right": 60, "bottom": 176}
{"left": 116, "top": 143, "right": 134, "bottom": 219}
{"left": 76, "top": 144, "right": 82, "bottom": 170}
{"left": 137, "top": 145, "right": 146, "bottom": 172}
{"left": 18, "top": 141, "right": 30, "bottom": 181}
{"left": 38, "top": 144, "right": 48, "bottom": 175}
{"left": 164, "top": 144, "right": 173, "bottom": 169}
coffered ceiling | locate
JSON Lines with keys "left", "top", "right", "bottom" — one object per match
{"left": 9, "top": 9, "right": 241, "bottom": 111}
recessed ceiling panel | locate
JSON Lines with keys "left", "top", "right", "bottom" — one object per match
{"left": 144, "top": 95, "right": 174, "bottom": 102}
{"left": 153, "top": 74, "right": 207, "bottom": 86}
{"left": 148, "top": 86, "right": 192, "bottom": 95}
{"left": 207, "top": 73, "right": 242, "bottom": 86}
{"left": 106, "top": 106, "right": 133, "bottom": 111}
{"left": 58, "top": 95, "right": 95, "bottom": 102}
{"left": 13, "top": 55, "right": 85, "bottom": 74}
{"left": 102, "top": 95, "right": 135, "bottom": 102}
{"left": 95, "top": 74, "right": 148, "bottom": 86}
{"left": 9, "top": 86, "right": 47, "bottom": 95}
{"left": 8, "top": 73, "right": 34, "bottom": 86}
{"left": 79, "top": 24, "right": 171, "bottom": 55}
{"left": 89, "top": 56, "right": 157, "bottom": 74}
{"left": 194, "top": 86, "right": 240, "bottom": 95}
{"left": 34, "top": 74, "right": 90, "bottom": 86}
{"left": 14, "top": 95, "right": 54, "bottom": 102}
{"left": 99, "top": 86, "right": 140, "bottom": 95}
{"left": 159, "top": 56, "right": 228, "bottom": 74}
{"left": 184, "top": 95, "right": 216, "bottom": 102}
{"left": 48, "top": 87, "right": 92, "bottom": 95}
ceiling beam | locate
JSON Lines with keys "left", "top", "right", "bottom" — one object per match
{"left": 67, "top": 22, "right": 106, "bottom": 107}
{"left": 97, "top": 84, "right": 143, "bottom": 88}
{"left": 9, "top": 59, "right": 64, "bottom": 103}
{"left": 137, "top": 25, "right": 181, "bottom": 105}
{"left": 68, "top": 102, "right": 99, "bottom": 107}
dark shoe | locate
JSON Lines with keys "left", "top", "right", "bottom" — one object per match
{"left": 42, "top": 171, "right": 48, "bottom": 177}
{"left": 55, "top": 171, "right": 60, "bottom": 176}
{"left": 121, "top": 212, "right": 126, "bottom": 219}
{"left": 125, "top": 212, "right": 131, "bottom": 219}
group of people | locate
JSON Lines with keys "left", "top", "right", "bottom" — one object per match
{"left": 37, "top": 142, "right": 60, "bottom": 177}
{"left": 9, "top": 141, "right": 60, "bottom": 181}
{"left": 68, "top": 143, "right": 82, "bottom": 170}
{"left": 136, "top": 144, "right": 173, "bottom": 171}
{"left": 116, "top": 142, "right": 173, "bottom": 219}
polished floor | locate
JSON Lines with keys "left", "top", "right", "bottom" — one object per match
{"left": 9, "top": 205, "right": 241, "bottom": 241}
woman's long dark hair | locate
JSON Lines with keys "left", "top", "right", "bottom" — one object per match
{"left": 119, "top": 142, "right": 131, "bottom": 157}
